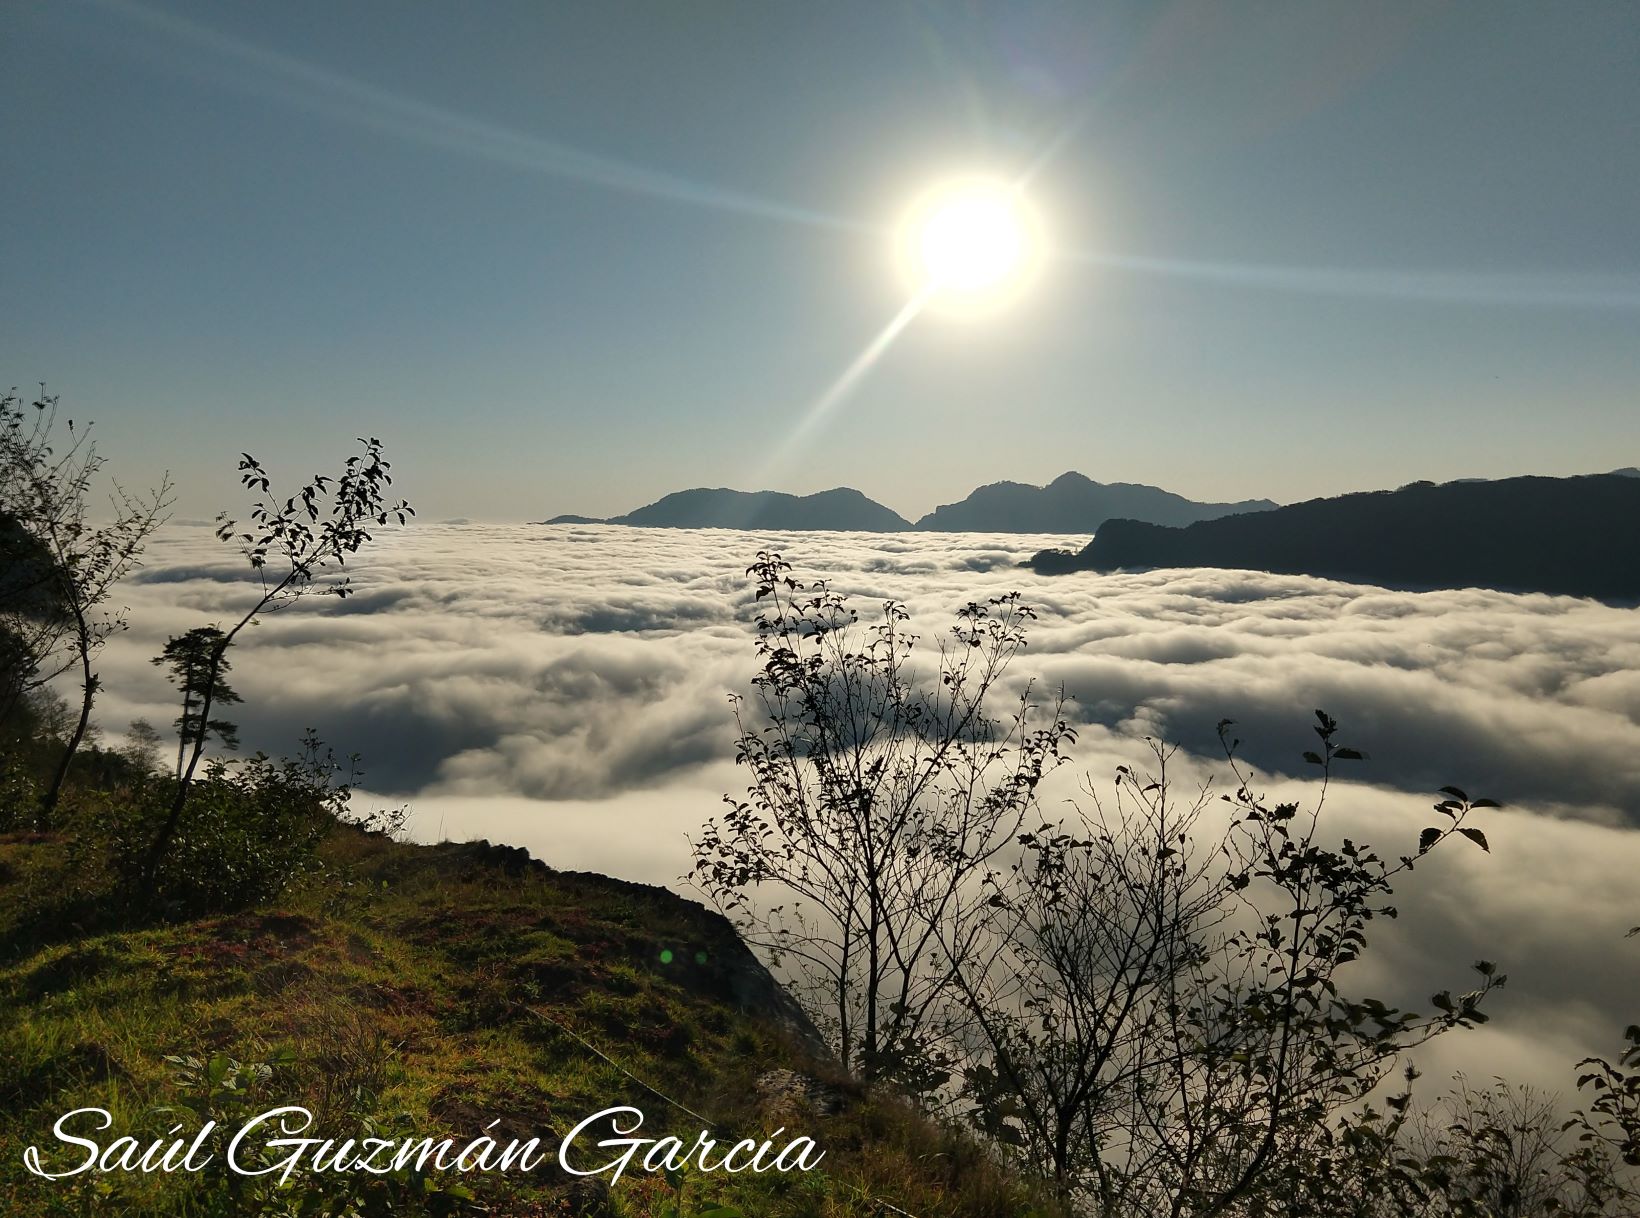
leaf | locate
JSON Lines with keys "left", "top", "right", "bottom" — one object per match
{"left": 1418, "top": 827, "right": 1441, "bottom": 855}
{"left": 1438, "top": 785, "right": 1469, "bottom": 802}
{"left": 1457, "top": 826, "right": 1489, "bottom": 853}
{"left": 1302, "top": 751, "right": 1324, "bottom": 766}
{"left": 1333, "top": 747, "right": 1368, "bottom": 761}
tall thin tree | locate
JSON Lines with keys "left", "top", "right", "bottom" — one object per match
{"left": 153, "top": 627, "right": 242, "bottom": 778}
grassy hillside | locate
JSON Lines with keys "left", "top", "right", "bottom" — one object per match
{"left": 0, "top": 824, "right": 1042, "bottom": 1217}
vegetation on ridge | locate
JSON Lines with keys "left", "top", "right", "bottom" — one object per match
{"left": 3, "top": 387, "right": 1637, "bottom": 1216}
{"left": 1, "top": 806, "right": 1042, "bottom": 1216}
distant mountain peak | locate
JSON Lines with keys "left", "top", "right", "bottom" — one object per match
{"left": 914, "top": 472, "right": 1278, "bottom": 533}
{"left": 542, "top": 472, "right": 1284, "bottom": 534}
{"left": 544, "top": 486, "right": 912, "bottom": 532}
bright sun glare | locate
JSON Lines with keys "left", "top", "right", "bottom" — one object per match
{"left": 901, "top": 178, "right": 1039, "bottom": 311}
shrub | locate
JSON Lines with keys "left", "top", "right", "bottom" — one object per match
{"left": 99, "top": 733, "right": 352, "bottom": 917}
{"left": 699, "top": 555, "right": 1503, "bottom": 1216}
{"left": 0, "top": 751, "right": 37, "bottom": 832}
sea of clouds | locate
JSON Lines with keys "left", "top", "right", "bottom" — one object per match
{"left": 94, "top": 522, "right": 1640, "bottom": 1098}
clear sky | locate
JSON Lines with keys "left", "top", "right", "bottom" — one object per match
{"left": 3, "top": 0, "right": 1637, "bottom": 522}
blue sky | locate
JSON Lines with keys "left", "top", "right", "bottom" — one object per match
{"left": 3, "top": 0, "right": 1637, "bottom": 521}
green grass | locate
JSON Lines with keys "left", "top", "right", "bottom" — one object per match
{"left": 0, "top": 826, "right": 1047, "bottom": 1217}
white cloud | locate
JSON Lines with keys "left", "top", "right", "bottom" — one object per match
{"left": 92, "top": 522, "right": 1640, "bottom": 1099}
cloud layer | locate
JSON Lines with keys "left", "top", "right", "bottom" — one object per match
{"left": 108, "top": 523, "right": 1640, "bottom": 817}
{"left": 93, "top": 522, "right": 1640, "bottom": 1098}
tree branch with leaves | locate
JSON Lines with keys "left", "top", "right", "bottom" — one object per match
{"left": 948, "top": 713, "right": 1503, "bottom": 1217}
{"left": 140, "top": 438, "right": 411, "bottom": 886}
{"left": 0, "top": 385, "right": 171, "bottom": 829}
{"left": 690, "top": 552, "right": 1074, "bottom": 1090}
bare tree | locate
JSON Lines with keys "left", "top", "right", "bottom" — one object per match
{"left": 690, "top": 552, "right": 1074, "bottom": 1087}
{"left": 1269, "top": 1068, "right": 1635, "bottom": 1218}
{"left": 697, "top": 556, "right": 1521, "bottom": 1216}
{"left": 120, "top": 717, "right": 166, "bottom": 776}
{"left": 1411, "top": 1076, "right": 1632, "bottom": 1217}
{"left": 1565, "top": 936, "right": 1640, "bottom": 1210}
{"left": 946, "top": 742, "right": 1233, "bottom": 1209}
{"left": 953, "top": 715, "right": 1503, "bottom": 1217}
{"left": 0, "top": 386, "right": 171, "bottom": 828}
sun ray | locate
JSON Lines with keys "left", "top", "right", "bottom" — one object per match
{"left": 1052, "top": 248, "right": 1640, "bottom": 310}
{"left": 751, "top": 178, "right": 1042, "bottom": 490}
{"left": 88, "top": 0, "right": 872, "bottom": 235}
{"left": 749, "top": 285, "right": 937, "bottom": 493}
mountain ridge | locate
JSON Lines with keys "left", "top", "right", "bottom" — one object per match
{"left": 541, "top": 472, "right": 1278, "bottom": 533}
{"left": 544, "top": 486, "right": 913, "bottom": 531}
{"left": 1029, "top": 472, "right": 1640, "bottom": 603}
{"left": 912, "top": 471, "right": 1277, "bottom": 531}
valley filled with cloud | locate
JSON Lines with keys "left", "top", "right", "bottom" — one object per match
{"left": 97, "top": 522, "right": 1640, "bottom": 1097}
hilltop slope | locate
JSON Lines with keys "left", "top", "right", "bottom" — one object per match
{"left": 1029, "top": 473, "right": 1640, "bottom": 603}
{"left": 0, "top": 827, "right": 1038, "bottom": 1217}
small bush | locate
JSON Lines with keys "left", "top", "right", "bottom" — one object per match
{"left": 146, "top": 1048, "right": 475, "bottom": 1218}
{"left": 97, "top": 735, "right": 350, "bottom": 916}
{"left": 0, "top": 751, "right": 37, "bottom": 832}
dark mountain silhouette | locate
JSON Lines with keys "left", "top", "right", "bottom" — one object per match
{"left": 544, "top": 487, "right": 911, "bottom": 531}
{"left": 915, "top": 471, "right": 1277, "bottom": 532}
{"left": 1, "top": 511, "right": 63, "bottom": 620}
{"left": 1029, "top": 473, "right": 1640, "bottom": 603}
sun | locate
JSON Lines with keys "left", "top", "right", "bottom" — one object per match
{"left": 899, "top": 177, "right": 1041, "bottom": 312}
